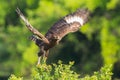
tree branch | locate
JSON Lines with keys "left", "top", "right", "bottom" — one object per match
{"left": 16, "top": 8, "right": 49, "bottom": 44}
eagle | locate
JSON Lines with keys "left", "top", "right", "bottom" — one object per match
{"left": 16, "top": 8, "right": 89, "bottom": 64}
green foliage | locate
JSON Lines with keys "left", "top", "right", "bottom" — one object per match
{"left": 80, "top": 65, "right": 113, "bottom": 80}
{"left": 8, "top": 60, "right": 113, "bottom": 80}
{"left": 9, "top": 74, "right": 23, "bottom": 80}
{"left": 0, "top": 0, "right": 120, "bottom": 79}
{"left": 32, "top": 60, "right": 79, "bottom": 80}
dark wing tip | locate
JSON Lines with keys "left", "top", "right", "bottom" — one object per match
{"left": 16, "top": 7, "right": 21, "bottom": 14}
{"left": 77, "top": 8, "right": 90, "bottom": 24}
{"left": 76, "top": 8, "right": 90, "bottom": 15}
{"left": 16, "top": 7, "right": 24, "bottom": 17}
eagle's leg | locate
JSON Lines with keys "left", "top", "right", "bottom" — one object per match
{"left": 29, "top": 35, "right": 45, "bottom": 64}
{"left": 37, "top": 56, "right": 41, "bottom": 65}
{"left": 37, "top": 48, "right": 44, "bottom": 65}
{"left": 29, "top": 35, "right": 49, "bottom": 64}
{"left": 45, "top": 50, "right": 49, "bottom": 57}
{"left": 37, "top": 46, "right": 46, "bottom": 65}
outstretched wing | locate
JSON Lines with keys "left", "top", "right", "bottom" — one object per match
{"left": 45, "top": 9, "right": 89, "bottom": 41}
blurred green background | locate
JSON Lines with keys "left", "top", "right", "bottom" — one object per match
{"left": 0, "top": 0, "right": 120, "bottom": 79}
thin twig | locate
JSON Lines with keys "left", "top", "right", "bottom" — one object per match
{"left": 16, "top": 8, "right": 49, "bottom": 44}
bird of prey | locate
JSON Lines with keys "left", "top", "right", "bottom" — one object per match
{"left": 16, "top": 8, "right": 89, "bottom": 64}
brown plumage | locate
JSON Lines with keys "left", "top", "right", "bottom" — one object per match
{"left": 16, "top": 8, "right": 90, "bottom": 64}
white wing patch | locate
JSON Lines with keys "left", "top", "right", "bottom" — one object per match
{"left": 65, "top": 16, "right": 84, "bottom": 26}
